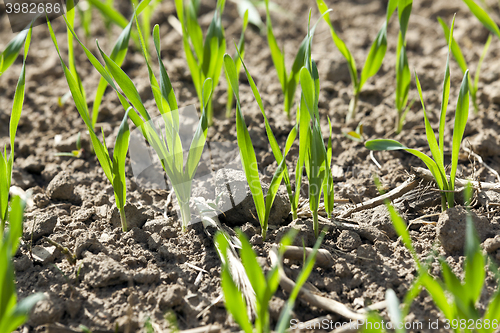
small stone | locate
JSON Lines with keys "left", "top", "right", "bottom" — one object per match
{"left": 75, "top": 232, "right": 107, "bottom": 258}
{"left": 336, "top": 230, "right": 362, "bottom": 251}
{"left": 334, "top": 260, "right": 352, "bottom": 278}
{"left": 148, "top": 233, "right": 162, "bottom": 251}
{"left": 143, "top": 218, "right": 171, "bottom": 233}
{"left": 11, "top": 168, "right": 36, "bottom": 190}
{"left": 369, "top": 205, "right": 397, "bottom": 239}
{"left": 356, "top": 244, "right": 378, "bottom": 260}
{"left": 250, "top": 234, "right": 263, "bottom": 245}
{"left": 215, "top": 169, "right": 290, "bottom": 227}
{"left": 134, "top": 268, "right": 160, "bottom": 284}
{"left": 46, "top": 171, "right": 81, "bottom": 204}
{"left": 108, "top": 203, "right": 149, "bottom": 230}
{"left": 32, "top": 193, "right": 50, "bottom": 208}
{"left": 19, "top": 155, "right": 45, "bottom": 174}
{"left": 158, "top": 285, "right": 187, "bottom": 310}
{"left": 437, "top": 206, "right": 492, "bottom": 254}
{"left": 79, "top": 253, "right": 129, "bottom": 288}
{"left": 24, "top": 212, "right": 58, "bottom": 241}
{"left": 483, "top": 235, "right": 500, "bottom": 253}
{"left": 28, "top": 293, "right": 63, "bottom": 327}
{"left": 32, "top": 245, "right": 57, "bottom": 265}
{"left": 13, "top": 254, "right": 33, "bottom": 272}
{"left": 468, "top": 129, "right": 500, "bottom": 157}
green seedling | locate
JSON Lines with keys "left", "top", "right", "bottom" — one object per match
{"left": 216, "top": 228, "right": 325, "bottom": 333}
{"left": 376, "top": 176, "right": 500, "bottom": 332}
{"left": 394, "top": 0, "right": 412, "bottom": 134}
{"left": 224, "top": 53, "right": 290, "bottom": 239}
{"left": 175, "top": 0, "right": 226, "bottom": 125}
{"left": 76, "top": 1, "right": 92, "bottom": 39}
{"left": 226, "top": 44, "right": 303, "bottom": 220}
{"left": 462, "top": 0, "right": 500, "bottom": 40}
{"left": 418, "top": 184, "right": 500, "bottom": 332}
{"left": 92, "top": 13, "right": 135, "bottom": 128}
{"left": 233, "top": 14, "right": 330, "bottom": 223}
{"left": 54, "top": 132, "right": 83, "bottom": 158}
{"left": 224, "top": 9, "right": 249, "bottom": 118}
{"left": 366, "top": 17, "right": 470, "bottom": 211}
{"left": 66, "top": 0, "right": 86, "bottom": 104}
{"left": 317, "top": 0, "right": 397, "bottom": 122}
{"left": 0, "top": 196, "right": 45, "bottom": 332}
{"left": 264, "top": 0, "right": 328, "bottom": 117}
{"left": 298, "top": 15, "right": 334, "bottom": 237}
{"left": 63, "top": 5, "right": 214, "bottom": 232}
{"left": 236, "top": 0, "right": 264, "bottom": 31}
{"left": 0, "top": 25, "right": 32, "bottom": 226}
{"left": 131, "top": 0, "right": 162, "bottom": 53}
{"left": 343, "top": 122, "right": 364, "bottom": 143}
{"left": 0, "top": 27, "right": 30, "bottom": 77}
{"left": 48, "top": 20, "right": 132, "bottom": 232}
{"left": 439, "top": 17, "right": 491, "bottom": 113}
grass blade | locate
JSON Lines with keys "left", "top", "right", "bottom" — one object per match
{"left": 92, "top": 18, "right": 134, "bottom": 127}
{"left": 450, "top": 71, "right": 469, "bottom": 192}
{"left": 462, "top": 0, "right": 500, "bottom": 39}
{"left": 0, "top": 29, "right": 29, "bottom": 77}
{"left": 359, "top": 22, "right": 388, "bottom": 91}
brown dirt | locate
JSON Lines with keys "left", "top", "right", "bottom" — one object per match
{"left": 1, "top": 0, "right": 500, "bottom": 332}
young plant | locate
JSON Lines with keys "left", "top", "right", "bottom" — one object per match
{"left": 91, "top": 13, "right": 135, "bottom": 127}
{"left": 0, "top": 28, "right": 30, "bottom": 77}
{"left": 394, "top": 0, "right": 413, "bottom": 134}
{"left": 175, "top": 0, "right": 226, "bottom": 125}
{"left": 0, "top": 25, "right": 32, "bottom": 226}
{"left": 216, "top": 229, "right": 325, "bottom": 333}
{"left": 421, "top": 184, "right": 500, "bottom": 332}
{"left": 48, "top": 20, "right": 132, "bottom": 232}
{"left": 439, "top": 17, "right": 491, "bottom": 113}
{"left": 317, "top": 0, "right": 397, "bottom": 122}
{"left": 224, "top": 9, "right": 249, "bottom": 118}
{"left": 54, "top": 132, "right": 83, "bottom": 158}
{"left": 62, "top": 5, "right": 215, "bottom": 231}
{"left": 0, "top": 196, "right": 45, "bottom": 332}
{"left": 66, "top": 0, "right": 86, "bottom": 103}
{"left": 265, "top": 1, "right": 335, "bottom": 118}
{"left": 365, "top": 17, "right": 470, "bottom": 211}
{"left": 224, "top": 54, "right": 290, "bottom": 239}
{"left": 298, "top": 17, "right": 334, "bottom": 237}
{"left": 462, "top": 0, "right": 500, "bottom": 40}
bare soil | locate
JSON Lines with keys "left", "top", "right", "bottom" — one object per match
{"left": 1, "top": 0, "right": 500, "bottom": 332}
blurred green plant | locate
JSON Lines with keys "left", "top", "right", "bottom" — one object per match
{"left": 224, "top": 53, "right": 290, "bottom": 239}
{"left": 49, "top": 19, "right": 133, "bottom": 232}
{"left": 224, "top": 9, "right": 249, "bottom": 118}
{"left": 175, "top": 0, "right": 226, "bottom": 126}
{"left": 394, "top": 0, "right": 412, "bottom": 134}
{"left": 298, "top": 14, "right": 335, "bottom": 237}
{"left": 0, "top": 25, "right": 32, "bottom": 226}
{"left": 264, "top": 0, "right": 325, "bottom": 117}
{"left": 439, "top": 17, "right": 491, "bottom": 113}
{"left": 216, "top": 228, "right": 325, "bottom": 333}
{"left": 317, "top": 0, "right": 397, "bottom": 122}
{"left": 366, "top": 17, "right": 471, "bottom": 211}
{"left": 0, "top": 197, "right": 45, "bottom": 332}
{"left": 0, "top": 28, "right": 30, "bottom": 77}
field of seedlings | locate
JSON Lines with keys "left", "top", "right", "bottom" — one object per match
{"left": 2, "top": 0, "right": 500, "bottom": 332}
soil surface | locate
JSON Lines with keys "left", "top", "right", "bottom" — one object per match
{"left": 1, "top": 0, "right": 500, "bottom": 332}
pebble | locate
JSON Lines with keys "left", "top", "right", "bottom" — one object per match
{"left": 437, "top": 206, "right": 492, "bottom": 254}
{"left": 24, "top": 212, "right": 57, "bottom": 241}
{"left": 46, "top": 171, "right": 81, "bottom": 204}
{"left": 336, "top": 230, "right": 362, "bottom": 251}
